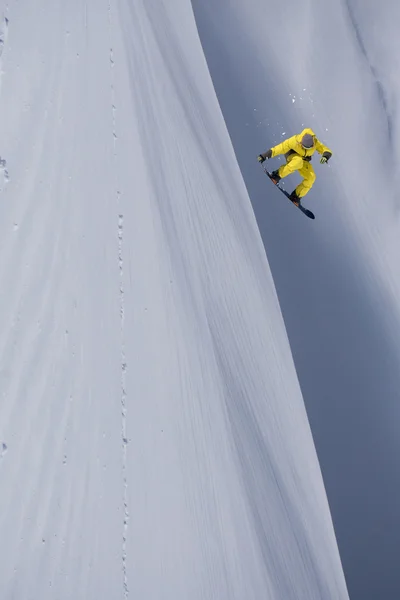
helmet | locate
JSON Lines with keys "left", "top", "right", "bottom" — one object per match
{"left": 301, "top": 133, "right": 315, "bottom": 149}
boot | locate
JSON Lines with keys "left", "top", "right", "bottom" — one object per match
{"left": 289, "top": 190, "right": 300, "bottom": 206}
{"left": 270, "top": 169, "right": 281, "bottom": 184}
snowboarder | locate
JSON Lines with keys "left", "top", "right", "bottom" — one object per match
{"left": 257, "top": 128, "right": 332, "bottom": 205}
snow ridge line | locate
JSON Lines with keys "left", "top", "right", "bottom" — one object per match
{"left": 344, "top": 0, "right": 394, "bottom": 151}
{"left": 108, "top": 3, "right": 129, "bottom": 598}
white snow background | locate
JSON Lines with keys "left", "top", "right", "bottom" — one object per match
{"left": 1, "top": 0, "right": 397, "bottom": 598}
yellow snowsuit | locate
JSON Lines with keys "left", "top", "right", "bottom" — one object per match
{"left": 271, "top": 128, "right": 332, "bottom": 198}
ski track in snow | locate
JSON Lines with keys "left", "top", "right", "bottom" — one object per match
{"left": 0, "top": 1, "right": 349, "bottom": 599}
{"left": 107, "top": 1, "right": 130, "bottom": 596}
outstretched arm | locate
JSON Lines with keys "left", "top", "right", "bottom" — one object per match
{"left": 260, "top": 135, "right": 298, "bottom": 160}
{"left": 270, "top": 135, "right": 298, "bottom": 157}
{"left": 315, "top": 137, "right": 332, "bottom": 162}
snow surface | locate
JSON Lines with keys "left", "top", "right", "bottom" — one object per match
{"left": 0, "top": 1, "right": 350, "bottom": 599}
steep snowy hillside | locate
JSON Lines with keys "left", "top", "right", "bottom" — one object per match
{"left": 0, "top": 1, "right": 348, "bottom": 599}
{"left": 192, "top": 1, "right": 400, "bottom": 598}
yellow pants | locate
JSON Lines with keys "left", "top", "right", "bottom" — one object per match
{"left": 277, "top": 154, "right": 316, "bottom": 198}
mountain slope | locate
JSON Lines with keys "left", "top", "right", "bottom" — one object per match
{"left": 0, "top": 1, "right": 348, "bottom": 598}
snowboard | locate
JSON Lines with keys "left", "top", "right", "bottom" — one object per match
{"left": 262, "top": 166, "right": 315, "bottom": 220}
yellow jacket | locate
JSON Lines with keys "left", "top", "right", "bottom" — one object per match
{"left": 271, "top": 128, "right": 332, "bottom": 160}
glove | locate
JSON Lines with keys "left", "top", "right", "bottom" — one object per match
{"left": 258, "top": 149, "right": 272, "bottom": 163}
{"left": 320, "top": 151, "right": 332, "bottom": 164}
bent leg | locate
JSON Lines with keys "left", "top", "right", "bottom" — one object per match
{"left": 278, "top": 154, "right": 303, "bottom": 178}
{"left": 295, "top": 162, "right": 316, "bottom": 198}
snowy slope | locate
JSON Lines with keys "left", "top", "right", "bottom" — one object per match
{"left": 192, "top": 1, "right": 400, "bottom": 598}
{"left": 0, "top": 1, "right": 348, "bottom": 598}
